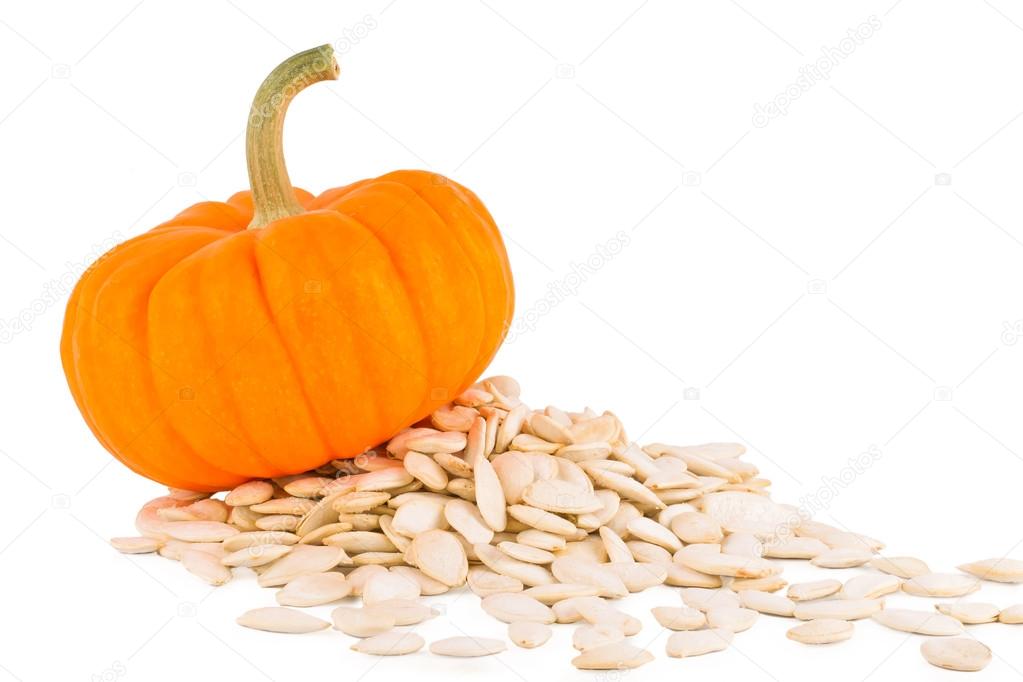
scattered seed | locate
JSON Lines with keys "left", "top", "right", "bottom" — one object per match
{"left": 651, "top": 606, "right": 706, "bottom": 630}
{"left": 870, "top": 555, "right": 930, "bottom": 579}
{"left": 351, "top": 631, "right": 425, "bottom": 656}
{"left": 509, "top": 621, "right": 551, "bottom": 648}
{"left": 430, "top": 636, "right": 506, "bottom": 657}
{"left": 810, "top": 548, "right": 873, "bottom": 569}
{"left": 237, "top": 607, "right": 329, "bottom": 634}
{"left": 841, "top": 574, "right": 901, "bottom": 600}
{"left": 276, "top": 572, "right": 350, "bottom": 607}
{"left": 482, "top": 592, "right": 555, "bottom": 624}
{"left": 739, "top": 590, "right": 795, "bottom": 617}
{"left": 572, "top": 642, "right": 653, "bottom": 670}
{"left": 903, "top": 573, "right": 980, "bottom": 598}
{"left": 332, "top": 606, "right": 395, "bottom": 637}
{"left": 181, "top": 549, "right": 232, "bottom": 585}
{"left": 787, "top": 619, "right": 853, "bottom": 645}
{"left": 788, "top": 579, "right": 842, "bottom": 602}
{"left": 958, "top": 557, "right": 1023, "bottom": 583}
{"left": 793, "top": 599, "right": 883, "bottom": 621}
{"left": 110, "top": 536, "right": 161, "bottom": 554}
{"left": 665, "top": 628, "right": 732, "bottom": 658}
{"left": 936, "top": 602, "right": 1000, "bottom": 625}
{"left": 222, "top": 543, "right": 292, "bottom": 568}
{"left": 920, "top": 638, "right": 992, "bottom": 672}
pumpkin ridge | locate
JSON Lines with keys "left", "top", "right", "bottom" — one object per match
{"left": 248, "top": 233, "right": 335, "bottom": 461}
{"left": 384, "top": 179, "right": 492, "bottom": 387}
{"left": 145, "top": 232, "right": 289, "bottom": 479}
{"left": 320, "top": 206, "right": 436, "bottom": 430}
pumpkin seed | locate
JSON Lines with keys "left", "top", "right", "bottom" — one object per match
{"left": 508, "top": 621, "right": 551, "bottom": 648}
{"left": 475, "top": 543, "right": 554, "bottom": 586}
{"left": 958, "top": 557, "right": 1023, "bottom": 583}
{"left": 250, "top": 497, "right": 317, "bottom": 516}
{"left": 936, "top": 602, "right": 1000, "bottom": 624}
{"left": 903, "top": 573, "right": 981, "bottom": 598}
{"left": 626, "top": 517, "right": 682, "bottom": 552}
{"left": 468, "top": 566, "right": 524, "bottom": 597}
{"left": 323, "top": 531, "right": 395, "bottom": 554}
{"left": 430, "top": 636, "right": 506, "bottom": 657}
{"left": 522, "top": 479, "right": 602, "bottom": 514}
{"left": 496, "top": 404, "right": 529, "bottom": 453}
{"left": 651, "top": 606, "right": 706, "bottom": 630}
{"left": 498, "top": 541, "right": 554, "bottom": 564}
{"left": 331, "top": 606, "right": 395, "bottom": 637}
{"left": 810, "top": 547, "right": 873, "bottom": 569}
{"left": 572, "top": 642, "right": 653, "bottom": 670}
{"left": 739, "top": 589, "right": 795, "bottom": 617}
{"left": 257, "top": 545, "right": 350, "bottom": 587}
{"left": 351, "top": 631, "right": 425, "bottom": 656}
{"left": 390, "top": 497, "right": 447, "bottom": 537}
{"left": 665, "top": 628, "right": 732, "bottom": 658}
{"left": 237, "top": 607, "right": 329, "bottom": 634}
{"left": 403, "top": 451, "right": 449, "bottom": 490}
{"left": 870, "top": 555, "right": 930, "bottom": 578}
{"left": 223, "top": 530, "right": 299, "bottom": 552}
{"left": 522, "top": 583, "right": 601, "bottom": 604}
{"left": 999, "top": 604, "right": 1023, "bottom": 624}
{"left": 517, "top": 529, "right": 566, "bottom": 552}
{"left": 333, "top": 491, "right": 390, "bottom": 514}
{"left": 669, "top": 512, "right": 723, "bottom": 544}
{"left": 434, "top": 452, "right": 473, "bottom": 478}
{"left": 788, "top": 579, "right": 842, "bottom": 602}
{"left": 786, "top": 618, "right": 853, "bottom": 645}
{"left": 474, "top": 456, "right": 507, "bottom": 532}
{"left": 481, "top": 592, "right": 555, "bottom": 624}
{"left": 793, "top": 599, "right": 883, "bottom": 621}
{"left": 841, "top": 574, "right": 902, "bottom": 600}
{"left": 587, "top": 468, "right": 666, "bottom": 509}
{"left": 680, "top": 587, "right": 741, "bottom": 611}
{"left": 370, "top": 599, "right": 437, "bottom": 625}
{"left": 225, "top": 480, "right": 274, "bottom": 507}
{"left": 405, "top": 431, "right": 466, "bottom": 454}
{"left": 762, "top": 536, "right": 827, "bottom": 559}
{"left": 345, "top": 564, "right": 388, "bottom": 596}
{"left": 707, "top": 606, "right": 758, "bottom": 632}
{"left": 675, "top": 547, "right": 780, "bottom": 578}
{"left": 572, "top": 623, "right": 625, "bottom": 652}
{"left": 361, "top": 570, "right": 421, "bottom": 605}
{"left": 222, "top": 543, "right": 292, "bottom": 568}
{"left": 873, "top": 608, "right": 963, "bottom": 636}
{"left": 551, "top": 557, "right": 628, "bottom": 598}
{"left": 921, "top": 638, "right": 991, "bottom": 672}
{"left": 411, "top": 529, "right": 467, "bottom": 586}
{"left": 163, "top": 521, "right": 239, "bottom": 543}
{"left": 276, "top": 572, "right": 350, "bottom": 606}
{"left": 110, "top": 536, "right": 162, "bottom": 554}
{"left": 181, "top": 549, "right": 232, "bottom": 585}
{"left": 255, "top": 514, "right": 301, "bottom": 532}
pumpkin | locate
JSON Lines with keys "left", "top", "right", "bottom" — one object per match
{"left": 60, "top": 45, "right": 514, "bottom": 492}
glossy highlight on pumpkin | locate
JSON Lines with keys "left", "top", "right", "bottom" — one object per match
{"left": 60, "top": 46, "right": 514, "bottom": 491}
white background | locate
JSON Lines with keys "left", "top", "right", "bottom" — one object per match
{"left": 1, "top": 1, "right": 1022, "bottom": 680}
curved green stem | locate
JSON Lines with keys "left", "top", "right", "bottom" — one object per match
{"left": 246, "top": 45, "right": 339, "bottom": 229}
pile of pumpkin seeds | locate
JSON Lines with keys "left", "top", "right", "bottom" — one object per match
{"left": 114, "top": 375, "right": 1023, "bottom": 672}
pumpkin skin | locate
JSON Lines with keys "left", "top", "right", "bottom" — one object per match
{"left": 60, "top": 48, "right": 514, "bottom": 492}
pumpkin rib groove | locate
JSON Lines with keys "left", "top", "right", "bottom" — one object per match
{"left": 383, "top": 181, "right": 491, "bottom": 390}
{"left": 144, "top": 235, "right": 288, "bottom": 481}
{"left": 319, "top": 207, "right": 436, "bottom": 429}
{"left": 321, "top": 191, "right": 450, "bottom": 421}
{"left": 248, "top": 234, "right": 335, "bottom": 461}
{"left": 387, "top": 175, "right": 509, "bottom": 387}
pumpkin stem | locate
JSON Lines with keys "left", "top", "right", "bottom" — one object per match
{"left": 245, "top": 45, "right": 339, "bottom": 229}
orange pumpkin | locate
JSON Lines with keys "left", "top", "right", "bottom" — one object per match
{"left": 60, "top": 46, "right": 514, "bottom": 492}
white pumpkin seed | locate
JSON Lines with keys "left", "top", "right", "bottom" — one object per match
{"left": 481, "top": 592, "right": 555, "bottom": 624}
{"left": 430, "top": 636, "right": 506, "bottom": 657}
{"left": 903, "top": 573, "right": 981, "bottom": 598}
{"left": 222, "top": 531, "right": 299, "bottom": 552}
{"left": 257, "top": 545, "right": 350, "bottom": 587}
{"left": 872, "top": 609, "right": 963, "bottom": 636}
{"left": 551, "top": 557, "right": 628, "bottom": 598}
{"left": 786, "top": 618, "right": 853, "bottom": 645}
{"left": 110, "top": 536, "right": 162, "bottom": 554}
{"left": 665, "top": 628, "right": 732, "bottom": 658}
{"left": 163, "top": 521, "right": 239, "bottom": 543}
{"left": 222, "top": 543, "right": 292, "bottom": 568}
{"left": 181, "top": 549, "right": 232, "bottom": 585}
{"left": 522, "top": 583, "right": 601, "bottom": 604}
{"left": 403, "top": 451, "right": 449, "bottom": 490}
{"left": 680, "top": 587, "right": 740, "bottom": 611}
{"left": 793, "top": 599, "right": 883, "bottom": 621}
{"left": 498, "top": 541, "right": 554, "bottom": 564}
{"left": 225, "top": 480, "right": 274, "bottom": 507}
{"left": 508, "top": 621, "right": 551, "bottom": 648}
{"left": 361, "top": 570, "right": 421, "bottom": 605}
{"left": 572, "top": 642, "right": 653, "bottom": 670}
{"left": 841, "top": 574, "right": 901, "bottom": 600}
{"left": 331, "top": 606, "right": 395, "bottom": 637}
{"left": 936, "top": 602, "right": 1000, "bottom": 624}
{"left": 739, "top": 589, "right": 795, "bottom": 617}
{"left": 468, "top": 566, "right": 524, "bottom": 597}
{"left": 518, "top": 529, "right": 566, "bottom": 552}
{"left": 474, "top": 456, "right": 507, "bottom": 532}
{"left": 412, "top": 529, "right": 468, "bottom": 587}
{"left": 999, "top": 604, "right": 1023, "bottom": 624}
{"left": 475, "top": 543, "right": 554, "bottom": 587}
{"left": 651, "top": 606, "right": 706, "bottom": 630}
{"left": 921, "top": 638, "right": 991, "bottom": 672}
{"left": 958, "top": 557, "right": 1023, "bottom": 583}
{"left": 869, "top": 555, "right": 930, "bottom": 578}
{"left": 276, "top": 572, "right": 350, "bottom": 606}
{"left": 675, "top": 547, "right": 779, "bottom": 579}
{"left": 351, "top": 631, "right": 425, "bottom": 656}
{"left": 237, "top": 607, "right": 329, "bottom": 634}
{"left": 810, "top": 547, "right": 873, "bottom": 569}
{"left": 707, "top": 605, "right": 758, "bottom": 632}
{"left": 788, "top": 579, "right": 842, "bottom": 602}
